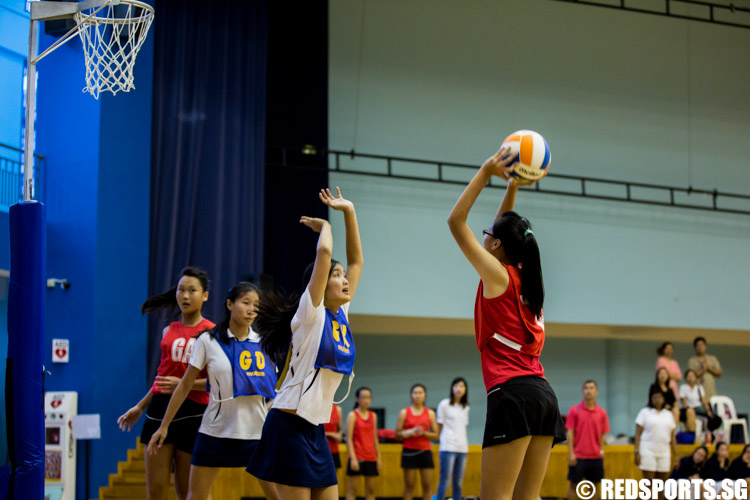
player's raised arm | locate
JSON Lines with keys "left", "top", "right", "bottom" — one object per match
{"left": 447, "top": 148, "right": 518, "bottom": 297}
{"left": 319, "top": 187, "right": 363, "bottom": 299}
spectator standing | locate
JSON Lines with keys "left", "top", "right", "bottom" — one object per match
{"left": 635, "top": 387, "right": 677, "bottom": 483}
{"left": 688, "top": 337, "right": 722, "bottom": 401}
{"left": 655, "top": 342, "right": 681, "bottom": 400}
{"left": 436, "top": 377, "right": 470, "bottom": 500}
{"left": 651, "top": 367, "right": 679, "bottom": 425}
{"left": 566, "top": 380, "right": 610, "bottom": 500}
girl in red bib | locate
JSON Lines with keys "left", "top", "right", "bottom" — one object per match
{"left": 345, "top": 387, "right": 382, "bottom": 500}
{"left": 117, "top": 267, "right": 214, "bottom": 500}
{"left": 397, "top": 384, "right": 438, "bottom": 500}
{"left": 448, "top": 147, "right": 565, "bottom": 499}
{"left": 324, "top": 404, "right": 344, "bottom": 469}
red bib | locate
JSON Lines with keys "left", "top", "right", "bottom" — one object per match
{"left": 155, "top": 318, "right": 214, "bottom": 405}
{"left": 474, "top": 264, "right": 545, "bottom": 390}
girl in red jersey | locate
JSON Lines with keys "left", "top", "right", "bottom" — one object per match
{"left": 117, "top": 267, "right": 214, "bottom": 500}
{"left": 396, "top": 384, "right": 438, "bottom": 500}
{"left": 448, "top": 148, "right": 565, "bottom": 500}
{"left": 325, "top": 404, "right": 344, "bottom": 469}
{"left": 345, "top": 387, "right": 382, "bottom": 500}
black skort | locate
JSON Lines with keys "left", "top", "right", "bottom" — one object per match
{"left": 483, "top": 375, "right": 566, "bottom": 449}
{"left": 140, "top": 393, "right": 206, "bottom": 454}
{"left": 346, "top": 460, "right": 379, "bottom": 476}
{"left": 401, "top": 448, "right": 434, "bottom": 469}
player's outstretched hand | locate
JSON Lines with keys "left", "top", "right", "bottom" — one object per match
{"left": 319, "top": 187, "right": 354, "bottom": 212}
{"left": 300, "top": 216, "right": 330, "bottom": 233}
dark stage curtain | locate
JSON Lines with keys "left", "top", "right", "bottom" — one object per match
{"left": 147, "top": 0, "right": 267, "bottom": 378}
{"left": 263, "top": 0, "right": 329, "bottom": 293}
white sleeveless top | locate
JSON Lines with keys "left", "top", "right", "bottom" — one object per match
{"left": 272, "top": 288, "right": 352, "bottom": 425}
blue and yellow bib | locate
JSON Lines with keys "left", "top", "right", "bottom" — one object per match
{"left": 314, "top": 308, "right": 356, "bottom": 375}
{"left": 210, "top": 338, "right": 277, "bottom": 400}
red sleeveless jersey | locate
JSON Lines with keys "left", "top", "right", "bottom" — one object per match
{"left": 154, "top": 318, "right": 214, "bottom": 405}
{"left": 352, "top": 409, "right": 377, "bottom": 461}
{"left": 324, "top": 404, "right": 340, "bottom": 453}
{"left": 402, "top": 406, "right": 431, "bottom": 450}
{"left": 474, "top": 264, "right": 545, "bottom": 391}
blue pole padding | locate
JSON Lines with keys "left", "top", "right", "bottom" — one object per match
{"left": 7, "top": 202, "right": 46, "bottom": 500}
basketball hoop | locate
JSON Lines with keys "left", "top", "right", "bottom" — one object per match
{"left": 23, "top": 0, "right": 155, "bottom": 201}
{"left": 74, "top": 0, "right": 155, "bottom": 98}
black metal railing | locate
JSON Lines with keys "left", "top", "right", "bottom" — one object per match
{"left": 267, "top": 147, "right": 750, "bottom": 216}
{"left": 0, "top": 142, "right": 45, "bottom": 208}
{"left": 545, "top": 0, "right": 750, "bottom": 30}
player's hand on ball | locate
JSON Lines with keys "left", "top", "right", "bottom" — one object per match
{"left": 482, "top": 146, "right": 519, "bottom": 181}
{"left": 300, "top": 216, "right": 330, "bottom": 233}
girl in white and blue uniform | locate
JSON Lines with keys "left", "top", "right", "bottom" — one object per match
{"left": 148, "top": 282, "right": 280, "bottom": 500}
{"left": 248, "top": 187, "right": 363, "bottom": 500}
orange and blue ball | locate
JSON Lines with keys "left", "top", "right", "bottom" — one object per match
{"left": 500, "top": 130, "right": 551, "bottom": 185}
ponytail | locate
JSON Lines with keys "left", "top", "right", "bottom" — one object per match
{"left": 520, "top": 232, "right": 544, "bottom": 319}
{"left": 141, "top": 266, "right": 209, "bottom": 315}
{"left": 491, "top": 211, "right": 544, "bottom": 318}
{"left": 207, "top": 282, "right": 259, "bottom": 345}
{"left": 254, "top": 290, "right": 300, "bottom": 366}
{"left": 141, "top": 286, "right": 178, "bottom": 315}
{"left": 255, "top": 259, "right": 342, "bottom": 367}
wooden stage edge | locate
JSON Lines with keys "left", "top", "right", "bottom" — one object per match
{"left": 210, "top": 443, "right": 749, "bottom": 499}
{"left": 348, "top": 314, "right": 750, "bottom": 346}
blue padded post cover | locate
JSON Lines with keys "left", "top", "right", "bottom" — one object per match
{"left": 7, "top": 201, "right": 46, "bottom": 500}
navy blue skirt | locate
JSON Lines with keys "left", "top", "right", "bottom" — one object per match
{"left": 191, "top": 432, "right": 259, "bottom": 468}
{"left": 246, "top": 409, "right": 338, "bottom": 488}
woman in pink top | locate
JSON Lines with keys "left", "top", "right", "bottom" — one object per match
{"left": 655, "top": 342, "right": 681, "bottom": 400}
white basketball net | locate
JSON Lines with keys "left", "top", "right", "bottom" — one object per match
{"left": 74, "top": 0, "right": 154, "bottom": 99}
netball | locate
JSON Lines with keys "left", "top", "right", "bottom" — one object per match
{"left": 501, "top": 129, "right": 551, "bottom": 185}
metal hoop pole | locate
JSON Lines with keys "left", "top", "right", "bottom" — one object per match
{"left": 31, "top": 1, "right": 113, "bottom": 66}
{"left": 23, "top": 0, "right": 119, "bottom": 202}
{"left": 24, "top": 18, "right": 39, "bottom": 202}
